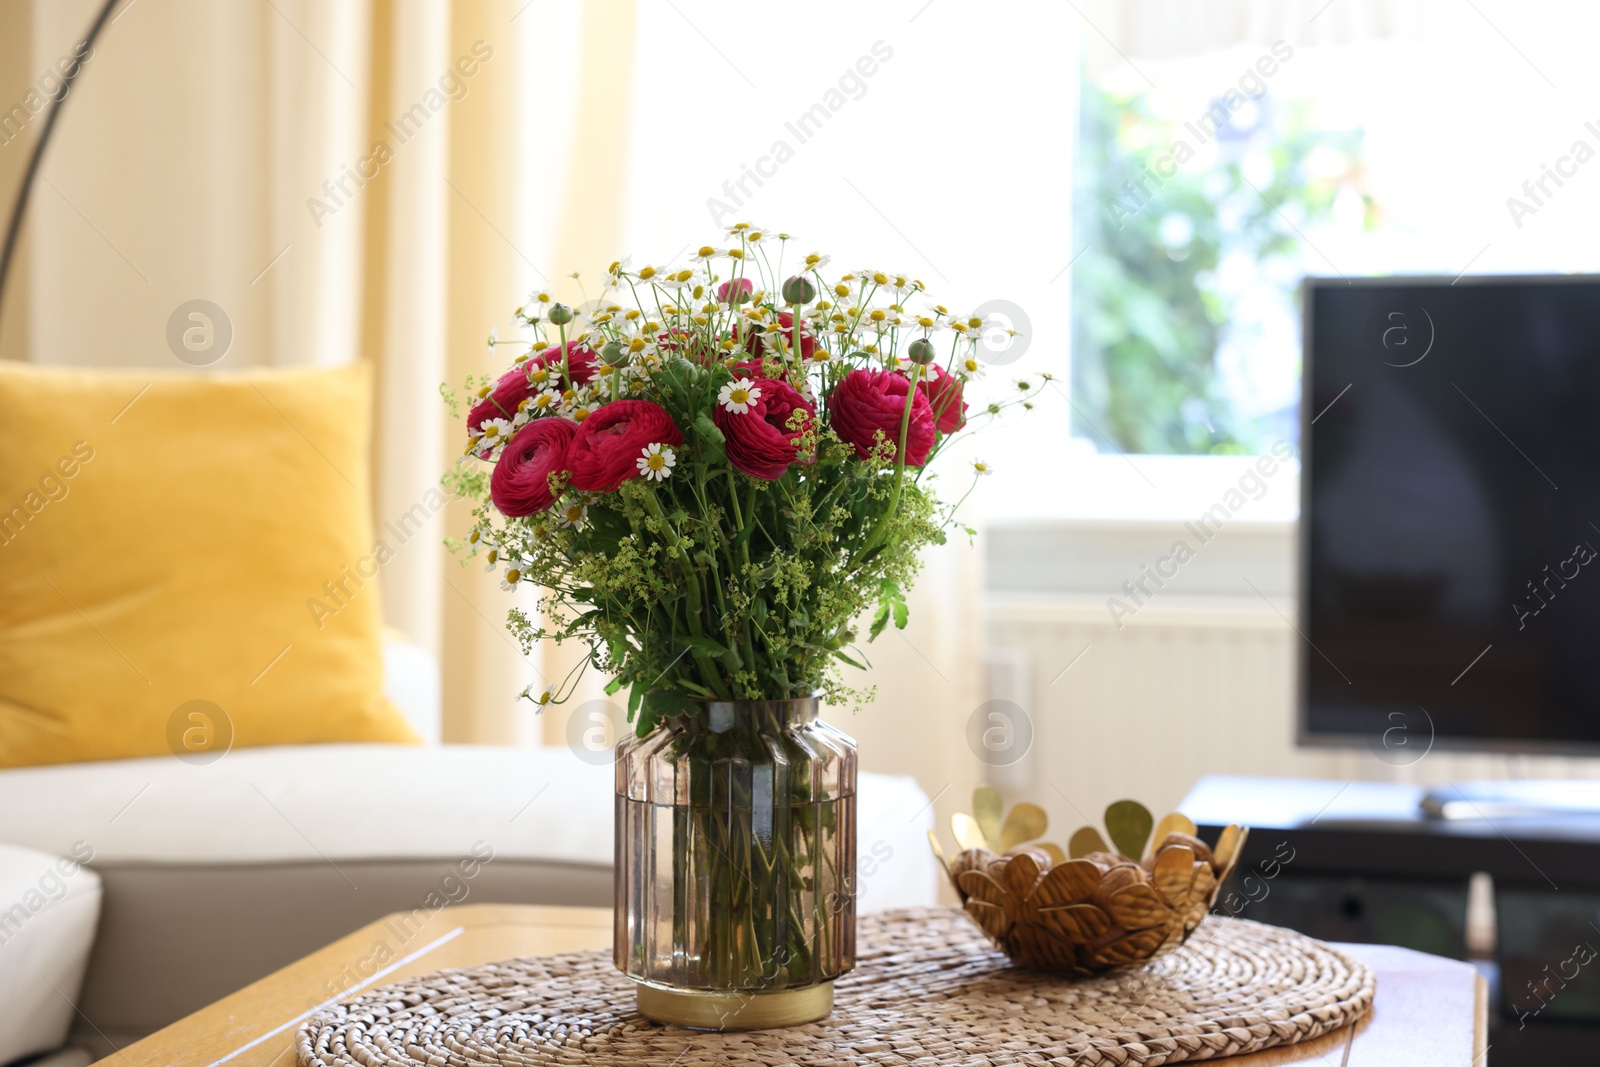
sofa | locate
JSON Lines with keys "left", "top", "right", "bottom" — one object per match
{"left": 0, "top": 639, "right": 938, "bottom": 1059}
{"left": 0, "top": 841, "right": 101, "bottom": 1067}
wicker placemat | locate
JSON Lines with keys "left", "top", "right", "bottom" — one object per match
{"left": 296, "top": 907, "right": 1373, "bottom": 1066}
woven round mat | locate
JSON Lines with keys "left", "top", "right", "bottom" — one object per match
{"left": 296, "top": 907, "right": 1373, "bottom": 1067}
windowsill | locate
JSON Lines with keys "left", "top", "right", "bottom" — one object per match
{"left": 985, "top": 591, "right": 1292, "bottom": 626}
{"left": 971, "top": 451, "right": 1301, "bottom": 525}
{"left": 977, "top": 451, "right": 1301, "bottom": 599}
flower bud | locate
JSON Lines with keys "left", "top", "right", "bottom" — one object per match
{"left": 907, "top": 338, "right": 937, "bottom": 364}
{"left": 548, "top": 303, "right": 574, "bottom": 325}
{"left": 718, "top": 278, "right": 755, "bottom": 305}
{"left": 781, "top": 275, "right": 816, "bottom": 305}
{"left": 601, "top": 340, "right": 628, "bottom": 366}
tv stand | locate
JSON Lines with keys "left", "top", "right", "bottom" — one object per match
{"left": 1418, "top": 779, "right": 1600, "bottom": 821}
{"left": 1183, "top": 775, "right": 1600, "bottom": 1067}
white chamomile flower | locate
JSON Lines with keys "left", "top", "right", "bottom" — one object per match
{"left": 527, "top": 387, "right": 562, "bottom": 414}
{"left": 500, "top": 565, "right": 524, "bottom": 591}
{"left": 718, "top": 378, "right": 762, "bottom": 414}
{"left": 803, "top": 252, "right": 831, "bottom": 271}
{"left": 467, "top": 527, "right": 485, "bottom": 547}
{"left": 479, "top": 418, "right": 513, "bottom": 444}
{"left": 521, "top": 683, "right": 555, "bottom": 709}
{"left": 636, "top": 442, "right": 676, "bottom": 481}
{"left": 973, "top": 460, "right": 994, "bottom": 477}
{"left": 960, "top": 352, "right": 987, "bottom": 379}
{"left": 557, "top": 501, "right": 589, "bottom": 530}
{"left": 485, "top": 326, "right": 499, "bottom": 356}
{"left": 482, "top": 546, "right": 500, "bottom": 571}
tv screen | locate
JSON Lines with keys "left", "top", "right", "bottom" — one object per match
{"left": 1301, "top": 275, "right": 1600, "bottom": 753}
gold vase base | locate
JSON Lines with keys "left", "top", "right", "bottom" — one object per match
{"left": 635, "top": 981, "right": 834, "bottom": 1031}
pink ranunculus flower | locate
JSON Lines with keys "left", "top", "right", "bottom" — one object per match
{"left": 828, "top": 368, "right": 935, "bottom": 466}
{"left": 468, "top": 365, "right": 539, "bottom": 434}
{"left": 567, "top": 400, "right": 685, "bottom": 492}
{"left": 468, "top": 344, "right": 600, "bottom": 434}
{"left": 915, "top": 368, "right": 968, "bottom": 433}
{"left": 539, "top": 341, "right": 601, "bottom": 386}
{"left": 490, "top": 417, "right": 578, "bottom": 516}
{"left": 714, "top": 378, "right": 816, "bottom": 481}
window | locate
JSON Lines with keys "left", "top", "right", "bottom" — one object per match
{"left": 1071, "top": 6, "right": 1600, "bottom": 471}
{"left": 1072, "top": 51, "right": 1369, "bottom": 456}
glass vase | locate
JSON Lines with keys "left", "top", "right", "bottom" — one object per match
{"left": 614, "top": 696, "right": 858, "bottom": 1030}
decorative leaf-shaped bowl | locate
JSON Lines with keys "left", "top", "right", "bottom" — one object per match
{"left": 929, "top": 788, "right": 1248, "bottom": 976}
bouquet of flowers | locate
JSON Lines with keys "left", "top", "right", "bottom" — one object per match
{"left": 447, "top": 224, "right": 1045, "bottom": 732}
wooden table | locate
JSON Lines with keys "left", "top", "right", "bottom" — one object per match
{"left": 96, "top": 904, "right": 1486, "bottom": 1067}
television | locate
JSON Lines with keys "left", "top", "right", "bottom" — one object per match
{"left": 1300, "top": 274, "right": 1600, "bottom": 755}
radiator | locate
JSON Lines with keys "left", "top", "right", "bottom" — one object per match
{"left": 984, "top": 594, "right": 1600, "bottom": 836}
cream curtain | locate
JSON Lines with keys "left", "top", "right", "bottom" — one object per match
{"left": 0, "top": 0, "right": 565, "bottom": 743}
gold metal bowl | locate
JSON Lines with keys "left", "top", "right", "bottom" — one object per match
{"left": 929, "top": 789, "right": 1248, "bottom": 975}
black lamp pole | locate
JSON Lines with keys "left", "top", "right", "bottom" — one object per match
{"left": 0, "top": 0, "right": 123, "bottom": 327}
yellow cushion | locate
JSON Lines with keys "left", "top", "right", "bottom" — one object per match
{"left": 0, "top": 361, "right": 418, "bottom": 768}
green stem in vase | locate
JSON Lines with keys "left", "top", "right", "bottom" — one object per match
{"left": 651, "top": 705, "right": 847, "bottom": 992}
